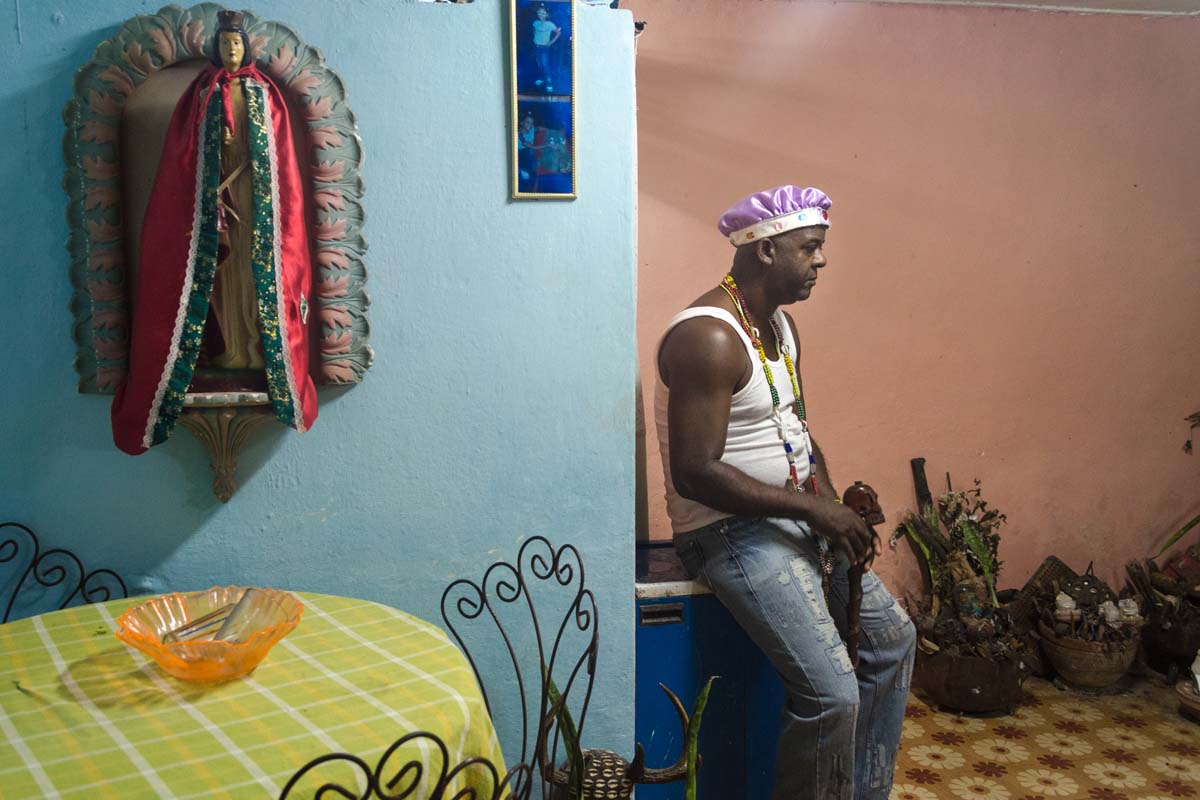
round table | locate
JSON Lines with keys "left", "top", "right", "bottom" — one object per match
{"left": 0, "top": 592, "right": 506, "bottom": 799}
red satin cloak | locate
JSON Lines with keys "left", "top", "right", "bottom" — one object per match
{"left": 112, "top": 64, "right": 317, "bottom": 455}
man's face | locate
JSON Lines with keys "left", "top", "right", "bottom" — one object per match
{"left": 537, "top": 8, "right": 549, "bottom": 20}
{"left": 218, "top": 31, "right": 245, "bottom": 72}
{"left": 771, "top": 226, "right": 827, "bottom": 303}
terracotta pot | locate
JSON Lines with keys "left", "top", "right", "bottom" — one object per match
{"left": 1177, "top": 680, "right": 1200, "bottom": 724}
{"left": 1176, "top": 680, "right": 1200, "bottom": 724}
{"left": 1037, "top": 621, "right": 1137, "bottom": 689}
{"left": 1141, "top": 603, "right": 1200, "bottom": 675}
{"left": 915, "top": 650, "right": 1026, "bottom": 714}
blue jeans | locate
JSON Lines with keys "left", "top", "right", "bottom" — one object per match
{"left": 535, "top": 45, "right": 551, "bottom": 86}
{"left": 674, "top": 516, "right": 915, "bottom": 800}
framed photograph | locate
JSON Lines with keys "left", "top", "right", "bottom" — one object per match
{"left": 510, "top": 0, "right": 576, "bottom": 199}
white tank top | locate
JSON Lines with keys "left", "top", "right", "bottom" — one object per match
{"left": 654, "top": 306, "right": 813, "bottom": 534}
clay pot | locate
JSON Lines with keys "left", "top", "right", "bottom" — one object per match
{"left": 915, "top": 651, "right": 1026, "bottom": 714}
{"left": 1037, "top": 621, "right": 1137, "bottom": 689}
{"left": 1176, "top": 680, "right": 1200, "bottom": 724}
{"left": 1141, "top": 603, "right": 1200, "bottom": 675}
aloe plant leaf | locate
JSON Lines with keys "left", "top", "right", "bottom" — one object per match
{"left": 960, "top": 521, "right": 999, "bottom": 606}
{"left": 1156, "top": 513, "right": 1200, "bottom": 557}
{"left": 684, "top": 676, "right": 717, "bottom": 800}
{"left": 903, "top": 520, "right": 942, "bottom": 588}
{"left": 545, "top": 672, "right": 584, "bottom": 796}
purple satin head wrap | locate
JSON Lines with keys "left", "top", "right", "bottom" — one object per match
{"left": 718, "top": 185, "right": 832, "bottom": 246}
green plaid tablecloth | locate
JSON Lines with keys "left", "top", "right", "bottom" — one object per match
{"left": 0, "top": 592, "right": 506, "bottom": 799}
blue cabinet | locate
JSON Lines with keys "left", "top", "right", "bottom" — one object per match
{"left": 634, "top": 542, "right": 784, "bottom": 799}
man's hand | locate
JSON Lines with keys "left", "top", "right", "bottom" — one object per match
{"left": 806, "top": 500, "right": 875, "bottom": 565}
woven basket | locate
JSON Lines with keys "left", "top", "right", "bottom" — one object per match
{"left": 1037, "top": 621, "right": 1137, "bottom": 688}
{"left": 1007, "top": 557, "right": 1078, "bottom": 631}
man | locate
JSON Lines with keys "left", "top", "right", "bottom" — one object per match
{"left": 653, "top": 186, "right": 915, "bottom": 800}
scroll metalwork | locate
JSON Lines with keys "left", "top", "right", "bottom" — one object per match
{"left": 0, "top": 522, "right": 128, "bottom": 624}
{"left": 440, "top": 535, "right": 599, "bottom": 800}
{"left": 284, "top": 537, "right": 599, "bottom": 800}
{"left": 279, "top": 731, "right": 529, "bottom": 800}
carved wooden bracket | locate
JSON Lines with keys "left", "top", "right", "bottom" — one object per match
{"left": 178, "top": 405, "right": 274, "bottom": 502}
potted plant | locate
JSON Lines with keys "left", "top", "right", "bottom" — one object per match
{"left": 1126, "top": 513, "right": 1200, "bottom": 679}
{"left": 894, "top": 479, "right": 1029, "bottom": 714}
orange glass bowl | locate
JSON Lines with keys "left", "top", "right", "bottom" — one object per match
{"left": 115, "top": 586, "right": 303, "bottom": 682}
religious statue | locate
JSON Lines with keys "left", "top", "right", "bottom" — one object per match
{"left": 209, "top": 19, "right": 262, "bottom": 371}
{"left": 111, "top": 9, "right": 318, "bottom": 455}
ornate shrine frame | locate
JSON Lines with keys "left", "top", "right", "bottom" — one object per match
{"left": 64, "top": 2, "right": 372, "bottom": 395}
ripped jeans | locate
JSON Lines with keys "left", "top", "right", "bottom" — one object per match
{"left": 675, "top": 516, "right": 915, "bottom": 800}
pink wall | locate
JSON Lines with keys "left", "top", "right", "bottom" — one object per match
{"left": 629, "top": 0, "right": 1200, "bottom": 595}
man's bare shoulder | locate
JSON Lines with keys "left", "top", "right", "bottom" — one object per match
{"left": 659, "top": 312, "right": 746, "bottom": 388}
{"left": 664, "top": 314, "right": 741, "bottom": 353}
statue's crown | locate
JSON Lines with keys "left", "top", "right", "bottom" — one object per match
{"left": 217, "top": 10, "right": 246, "bottom": 30}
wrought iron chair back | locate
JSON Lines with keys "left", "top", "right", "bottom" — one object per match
{"left": 279, "top": 537, "right": 598, "bottom": 800}
{"left": 0, "top": 522, "right": 128, "bottom": 624}
{"left": 278, "top": 730, "right": 534, "bottom": 800}
{"left": 440, "top": 535, "right": 599, "bottom": 799}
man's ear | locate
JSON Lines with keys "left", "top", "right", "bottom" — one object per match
{"left": 755, "top": 237, "right": 776, "bottom": 266}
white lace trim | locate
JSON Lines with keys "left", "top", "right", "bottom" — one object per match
{"left": 255, "top": 79, "right": 305, "bottom": 432}
{"left": 142, "top": 106, "right": 211, "bottom": 450}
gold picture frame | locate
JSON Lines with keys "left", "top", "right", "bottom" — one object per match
{"left": 510, "top": 0, "right": 577, "bottom": 199}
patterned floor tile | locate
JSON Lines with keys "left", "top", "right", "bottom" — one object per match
{"left": 892, "top": 678, "right": 1200, "bottom": 800}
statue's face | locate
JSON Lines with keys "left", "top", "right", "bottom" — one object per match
{"left": 218, "top": 31, "right": 245, "bottom": 72}
{"left": 843, "top": 483, "right": 885, "bottom": 526}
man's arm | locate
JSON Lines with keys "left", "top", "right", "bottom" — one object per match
{"left": 660, "top": 319, "right": 872, "bottom": 563}
{"left": 810, "top": 437, "right": 838, "bottom": 500}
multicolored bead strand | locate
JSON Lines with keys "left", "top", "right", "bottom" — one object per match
{"left": 718, "top": 274, "right": 818, "bottom": 496}
{"left": 719, "top": 273, "right": 835, "bottom": 586}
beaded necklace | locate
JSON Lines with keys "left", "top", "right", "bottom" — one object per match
{"left": 719, "top": 273, "right": 838, "bottom": 587}
{"left": 718, "top": 274, "right": 818, "bottom": 495}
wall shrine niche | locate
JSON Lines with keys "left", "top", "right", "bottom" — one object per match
{"left": 64, "top": 3, "right": 371, "bottom": 499}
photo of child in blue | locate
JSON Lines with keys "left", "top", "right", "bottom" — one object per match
{"left": 516, "top": 103, "right": 573, "bottom": 195}
{"left": 512, "top": 1, "right": 573, "bottom": 196}
{"left": 532, "top": 4, "right": 562, "bottom": 92}
{"left": 516, "top": 0, "right": 571, "bottom": 97}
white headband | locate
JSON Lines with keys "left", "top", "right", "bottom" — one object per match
{"left": 727, "top": 207, "right": 830, "bottom": 247}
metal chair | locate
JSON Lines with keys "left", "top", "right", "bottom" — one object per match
{"left": 442, "top": 535, "right": 599, "bottom": 799}
{"left": 279, "top": 730, "right": 523, "bottom": 800}
{"left": 0, "top": 521, "right": 128, "bottom": 624}
{"left": 280, "top": 536, "right": 598, "bottom": 800}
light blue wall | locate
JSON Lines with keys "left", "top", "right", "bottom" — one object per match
{"left": 0, "top": 0, "right": 637, "bottom": 756}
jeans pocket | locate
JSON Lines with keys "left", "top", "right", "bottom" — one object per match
{"left": 718, "top": 515, "right": 766, "bottom": 539}
{"left": 673, "top": 535, "right": 703, "bottom": 581}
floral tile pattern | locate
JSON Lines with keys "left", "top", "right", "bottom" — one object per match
{"left": 892, "top": 678, "right": 1200, "bottom": 800}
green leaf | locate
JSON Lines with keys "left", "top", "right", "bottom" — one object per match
{"left": 545, "top": 671, "right": 584, "bottom": 796}
{"left": 960, "top": 520, "right": 999, "bottom": 607}
{"left": 1156, "top": 513, "right": 1200, "bottom": 558}
{"left": 903, "top": 520, "right": 941, "bottom": 588}
{"left": 684, "top": 676, "right": 717, "bottom": 800}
